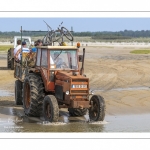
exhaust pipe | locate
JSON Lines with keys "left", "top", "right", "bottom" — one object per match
{"left": 80, "top": 48, "right": 85, "bottom": 76}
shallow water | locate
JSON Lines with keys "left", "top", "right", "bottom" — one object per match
{"left": 0, "top": 107, "right": 150, "bottom": 132}
{"left": 0, "top": 89, "right": 150, "bottom": 132}
{"left": 92, "top": 86, "right": 150, "bottom": 92}
{"left": 0, "top": 90, "right": 14, "bottom": 96}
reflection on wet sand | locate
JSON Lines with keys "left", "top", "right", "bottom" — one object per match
{"left": 0, "top": 106, "right": 105, "bottom": 132}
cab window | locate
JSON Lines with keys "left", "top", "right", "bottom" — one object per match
{"left": 36, "top": 48, "right": 41, "bottom": 66}
{"left": 41, "top": 49, "right": 48, "bottom": 67}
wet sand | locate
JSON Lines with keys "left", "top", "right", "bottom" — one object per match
{"left": 1, "top": 45, "right": 150, "bottom": 132}
{"left": 83, "top": 46, "right": 150, "bottom": 115}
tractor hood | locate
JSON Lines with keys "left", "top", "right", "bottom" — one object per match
{"left": 54, "top": 71, "right": 89, "bottom": 108}
{"left": 55, "top": 70, "right": 89, "bottom": 98}
{"left": 55, "top": 71, "right": 88, "bottom": 81}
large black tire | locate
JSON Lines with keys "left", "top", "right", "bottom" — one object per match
{"left": 68, "top": 108, "right": 87, "bottom": 117}
{"left": 43, "top": 95, "right": 59, "bottom": 122}
{"left": 7, "top": 50, "right": 11, "bottom": 68}
{"left": 11, "top": 58, "right": 14, "bottom": 70}
{"left": 22, "top": 73, "right": 44, "bottom": 117}
{"left": 89, "top": 95, "right": 105, "bottom": 121}
{"left": 15, "top": 80, "right": 23, "bottom": 105}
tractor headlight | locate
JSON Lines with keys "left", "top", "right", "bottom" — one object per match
{"left": 89, "top": 89, "right": 94, "bottom": 95}
{"left": 66, "top": 91, "right": 69, "bottom": 95}
{"left": 71, "top": 85, "right": 87, "bottom": 88}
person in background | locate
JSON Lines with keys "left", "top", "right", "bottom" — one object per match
{"left": 31, "top": 39, "right": 43, "bottom": 53}
{"left": 14, "top": 40, "right": 21, "bottom": 62}
{"left": 37, "top": 39, "right": 43, "bottom": 46}
{"left": 31, "top": 40, "right": 38, "bottom": 53}
{"left": 18, "top": 42, "right": 30, "bottom": 62}
{"left": 29, "top": 39, "right": 43, "bottom": 67}
{"left": 22, "top": 41, "right": 30, "bottom": 50}
{"left": 29, "top": 41, "right": 35, "bottom": 49}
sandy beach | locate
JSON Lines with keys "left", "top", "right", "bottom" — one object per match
{"left": 1, "top": 45, "right": 150, "bottom": 116}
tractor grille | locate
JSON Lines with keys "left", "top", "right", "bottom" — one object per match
{"left": 71, "top": 78, "right": 89, "bottom": 95}
{"left": 71, "top": 90, "right": 88, "bottom": 94}
{"left": 72, "top": 79, "right": 87, "bottom": 82}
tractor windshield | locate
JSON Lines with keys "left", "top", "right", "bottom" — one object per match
{"left": 50, "top": 50, "right": 78, "bottom": 70}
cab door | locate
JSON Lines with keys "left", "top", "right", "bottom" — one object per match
{"left": 40, "top": 48, "right": 49, "bottom": 91}
{"left": 36, "top": 48, "right": 49, "bottom": 91}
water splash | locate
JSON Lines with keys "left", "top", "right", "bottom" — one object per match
{"left": 88, "top": 120, "right": 108, "bottom": 125}
{"left": 37, "top": 121, "right": 67, "bottom": 125}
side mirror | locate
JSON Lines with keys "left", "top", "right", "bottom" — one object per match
{"left": 79, "top": 55, "right": 83, "bottom": 62}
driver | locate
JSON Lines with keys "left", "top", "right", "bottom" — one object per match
{"left": 56, "top": 58, "right": 63, "bottom": 68}
{"left": 54, "top": 52, "right": 68, "bottom": 68}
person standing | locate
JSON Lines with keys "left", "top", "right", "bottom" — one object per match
{"left": 31, "top": 39, "right": 43, "bottom": 53}
{"left": 37, "top": 39, "right": 43, "bottom": 46}
{"left": 15, "top": 41, "right": 30, "bottom": 62}
{"left": 14, "top": 40, "right": 21, "bottom": 62}
{"left": 31, "top": 40, "right": 38, "bottom": 52}
{"left": 19, "top": 41, "right": 30, "bottom": 62}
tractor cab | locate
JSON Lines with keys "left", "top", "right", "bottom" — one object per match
{"left": 34, "top": 45, "right": 84, "bottom": 92}
{"left": 36, "top": 46, "right": 79, "bottom": 71}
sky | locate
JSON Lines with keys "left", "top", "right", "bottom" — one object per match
{"left": 1, "top": 18, "right": 150, "bottom": 32}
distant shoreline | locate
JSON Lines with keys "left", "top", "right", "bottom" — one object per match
{"left": 1, "top": 41, "right": 150, "bottom": 47}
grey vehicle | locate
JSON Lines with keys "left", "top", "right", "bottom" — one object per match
{"left": 7, "top": 36, "right": 31, "bottom": 70}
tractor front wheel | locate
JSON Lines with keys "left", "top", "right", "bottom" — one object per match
{"left": 89, "top": 95, "right": 105, "bottom": 121}
{"left": 43, "top": 95, "right": 59, "bottom": 122}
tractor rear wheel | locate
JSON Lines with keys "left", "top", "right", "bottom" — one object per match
{"left": 22, "top": 73, "right": 44, "bottom": 116}
{"left": 15, "top": 80, "right": 23, "bottom": 105}
{"left": 68, "top": 108, "right": 87, "bottom": 116}
{"left": 89, "top": 95, "right": 105, "bottom": 121}
{"left": 11, "top": 58, "right": 14, "bottom": 70}
{"left": 7, "top": 50, "right": 11, "bottom": 68}
{"left": 43, "top": 95, "right": 59, "bottom": 122}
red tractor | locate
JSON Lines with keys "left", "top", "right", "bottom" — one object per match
{"left": 14, "top": 24, "right": 106, "bottom": 122}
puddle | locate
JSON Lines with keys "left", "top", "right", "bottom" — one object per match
{"left": 104, "top": 114, "right": 150, "bottom": 132}
{"left": 0, "top": 90, "right": 14, "bottom": 96}
{"left": 1, "top": 105, "right": 150, "bottom": 132}
{"left": 0, "top": 117, "right": 23, "bottom": 125}
{"left": 1, "top": 107, "right": 150, "bottom": 132}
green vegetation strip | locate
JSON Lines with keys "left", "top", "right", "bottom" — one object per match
{"left": 130, "top": 49, "right": 150, "bottom": 54}
{"left": 0, "top": 45, "right": 13, "bottom": 51}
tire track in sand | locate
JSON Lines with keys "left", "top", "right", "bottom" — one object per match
{"left": 85, "top": 58, "right": 150, "bottom": 91}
